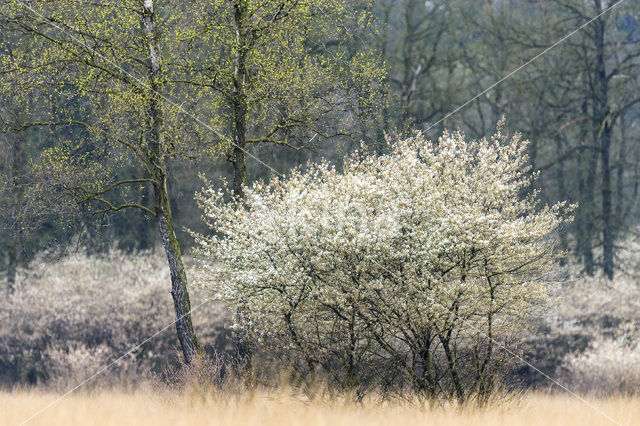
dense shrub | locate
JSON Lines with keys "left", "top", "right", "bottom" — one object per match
{"left": 194, "top": 123, "right": 570, "bottom": 402}
{"left": 0, "top": 250, "right": 228, "bottom": 390}
{"left": 520, "top": 263, "right": 640, "bottom": 395}
{"left": 563, "top": 337, "right": 640, "bottom": 395}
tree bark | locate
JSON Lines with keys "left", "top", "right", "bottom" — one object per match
{"left": 416, "top": 331, "right": 436, "bottom": 398}
{"left": 440, "top": 334, "right": 465, "bottom": 404}
{"left": 600, "top": 122, "right": 614, "bottom": 279}
{"left": 155, "top": 179, "right": 203, "bottom": 364}
{"left": 6, "top": 240, "right": 16, "bottom": 295}
{"left": 345, "top": 306, "right": 358, "bottom": 390}
{"left": 231, "top": 0, "right": 249, "bottom": 199}
{"left": 6, "top": 134, "right": 19, "bottom": 295}
{"left": 229, "top": 0, "right": 253, "bottom": 366}
{"left": 137, "top": 169, "right": 153, "bottom": 251}
{"left": 616, "top": 115, "right": 627, "bottom": 227}
{"left": 594, "top": 6, "right": 614, "bottom": 279}
{"left": 555, "top": 135, "right": 569, "bottom": 264}
{"left": 143, "top": 0, "right": 202, "bottom": 364}
{"left": 581, "top": 98, "right": 597, "bottom": 276}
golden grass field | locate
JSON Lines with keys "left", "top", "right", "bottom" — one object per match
{"left": 1, "top": 390, "right": 638, "bottom": 426}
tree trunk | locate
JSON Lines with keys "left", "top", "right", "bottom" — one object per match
{"left": 575, "top": 154, "right": 586, "bottom": 261}
{"left": 155, "top": 179, "right": 203, "bottom": 364}
{"left": 594, "top": 7, "right": 614, "bottom": 279}
{"left": 231, "top": 0, "right": 253, "bottom": 364}
{"left": 616, "top": 115, "right": 628, "bottom": 226}
{"left": 600, "top": 123, "right": 614, "bottom": 279}
{"left": 417, "top": 332, "right": 436, "bottom": 398}
{"left": 231, "top": 0, "right": 249, "bottom": 199}
{"left": 137, "top": 170, "right": 153, "bottom": 251}
{"left": 583, "top": 147, "right": 597, "bottom": 276}
{"left": 400, "top": 2, "right": 418, "bottom": 126}
{"left": 476, "top": 287, "right": 495, "bottom": 404}
{"left": 6, "top": 240, "right": 16, "bottom": 295}
{"left": 377, "top": 2, "right": 392, "bottom": 153}
{"left": 143, "top": 0, "right": 202, "bottom": 364}
{"left": 345, "top": 306, "right": 358, "bottom": 390}
{"left": 6, "top": 134, "right": 20, "bottom": 295}
{"left": 581, "top": 97, "right": 597, "bottom": 276}
{"left": 555, "top": 135, "right": 569, "bottom": 264}
{"left": 440, "top": 334, "right": 465, "bottom": 404}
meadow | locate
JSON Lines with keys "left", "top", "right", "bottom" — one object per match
{"left": 2, "top": 390, "right": 638, "bottom": 426}
{"left": 2, "top": 250, "right": 640, "bottom": 426}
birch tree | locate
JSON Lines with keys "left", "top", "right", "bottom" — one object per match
{"left": 0, "top": 0, "right": 211, "bottom": 363}
{"left": 177, "top": 0, "right": 385, "bottom": 198}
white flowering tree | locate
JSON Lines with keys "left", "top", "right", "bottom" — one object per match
{"left": 194, "top": 121, "right": 570, "bottom": 400}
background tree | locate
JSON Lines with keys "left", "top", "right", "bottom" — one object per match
{"left": 376, "top": 0, "right": 640, "bottom": 278}
{"left": 501, "top": 0, "right": 640, "bottom": 278}
{"left": 551, "top": 0, "right": 640, "bottom": 279}
{"left": 374, "top": 0, "right": 460, "bottom": 137}
{"left": 3, "top": 1, "right": 637, "bottom": 280}
{"left": 0, "top": 81, "right": 77, "bottom": 293}
{"left": 175, "top": 0, "right": 385, "bottom": 198}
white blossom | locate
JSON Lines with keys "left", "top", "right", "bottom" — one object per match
{"left": 194, "top": 122, "right": 571, "bottom": 395}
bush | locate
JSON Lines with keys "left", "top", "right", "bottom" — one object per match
{"left": 0, "top": 250, "right": 228, "bottom": 390}
{"left": 194, "top": 122, "right": 570, "bottom": 402}
{"left": 563, "top": 337, "right": 640, "bottom": 395}
{"left": 518, "top": 262, "right": 640, "bottom": 395}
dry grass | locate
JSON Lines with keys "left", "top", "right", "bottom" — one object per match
{"left": 1, "top": 390, "right": 638, "bottom": 426}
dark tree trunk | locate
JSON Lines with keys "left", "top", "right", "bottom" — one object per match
{"left": 4, "top": 127, "right": 25, "bottom": 295}
{"left": 594, "top": 6, "right": 614, "bottom": 279}
{"left": 600, "top": 124, "right": 614, "bottom": 279}
{"left": 345, "top": 307, "right": 358, "bottom": 390}
{"left": 6, "top": 241, "right": 16, "bottom": 295}
{"left": 232, "top": 135, "right": 247, "bottom": 199}
{"left": 137, "top": 170, "right": 153, "bottom": 251}
{"left": 581, "top": 98, "right": 597, "bottom": 276}
{"left": 400, "top": 2, "right": 416, "bottom": 124}
{"left": 143, "top": 0, "right": 202, "bottom": 364}
{"left": 416, "top": 331, "right": 436, "bottom": 398}
{"left": 6, "top": 135, "right": 20, "bottom": 295}
{"left": 231, "top": 0, "right": 249, "bottom": 199}
{"left": 230, "top": 0, "right": 251, "bottom": 364}
{"left": 555, "top": 135, "right": 569, "bottom": 264}
{"left": 616, "top": 116, "right": 627, "bottom": 227}
{"left": 377, "top": 3, "right": 392, "bottom": 153}
{"left": 476, "top": 285, "right": 495, "bottom": 404}
{"left": 583, "top": 150, "right": 598, "bottom": 276}
{"left": 440, "top": 334, "right": 464, "bottom": 404}
{"left": 575, "top": 142, "right": 587, "bottom": 262}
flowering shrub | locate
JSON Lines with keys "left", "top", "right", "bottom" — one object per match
{"left": 195, "top": 122, "right": 570, "bottom": 401}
